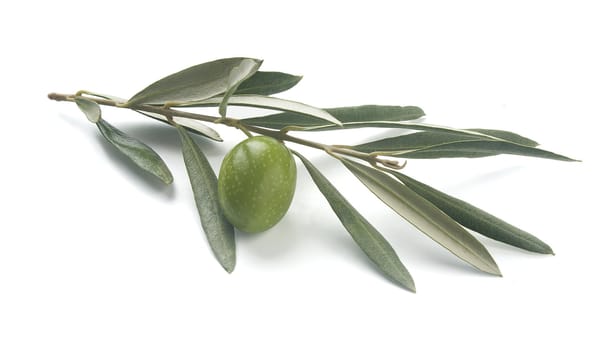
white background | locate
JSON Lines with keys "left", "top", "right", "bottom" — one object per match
{"left": 1, "top": 1, "right": 607, "bottom": 349}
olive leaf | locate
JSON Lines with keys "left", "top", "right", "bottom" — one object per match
{"left": 352, "top": 131, "right": 522, "bottom": 155}
{"left": 468, "top": 129, "right": 538, "bottom": 147}
{"left": 77, "top": 91, "right": 127, "bottom": 104}
{"left": 234, "top": 71, "right": 302, "bottom": 95}
{"left": 388, "top": 171, "right": 554, "bottom": 254}
{"left": 353, "top": 136, "right": 577, "bottom": 161}
{"left": 293, "top": 151, "right": 415, "bottom": 292}
{"left": 242, "top": 105, "right": 425, "bottom": 130}
{"left": 219, "top": 59, "right": 263, "bottom": 117}
{"left": 184, "top": 94, "right": 342, "bottom": 126}
{"left": 242, "top": 114, "right": 544, "bottom": 149}
{"left": 341, "top": 158, "right": 501, "bottom": 276}
{"left": 127, "top": 57, "right": 262, "bottom": 106}
{"left": 172, "top": 117, "right": 222, "bottom": 141}
{"left": 176, "top": 125, "right": 236, "bottom": 273}
{"left": 74, "top": 97, "right": 101, "bottom": 123}
{"left": 136, "top": 110, "right": 223, "bottom": 141}
{"left": 96, "top": 118, "right": 173, "bottom": 184}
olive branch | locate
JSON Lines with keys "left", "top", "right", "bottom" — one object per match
{"left": 48, "top": 57, "right": 577, "bottom": 292}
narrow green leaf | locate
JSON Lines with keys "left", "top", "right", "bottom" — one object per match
{"left": 172, "top": 117, "right": 223, "bottom": 141}
{"left": 241, "top": 117, "right": 542, "bottom": 152}
{"left": 353, "top": 132, "right": 488, "bottom": 153}
{"left": 185, "top": 94, "right": 342, "bottom": 126}
{"left": 341, "top": 158, "right": 501, "bottom": 276}
{"left": 469, "top": 129, "right": 538, "bottom": 147}
{"left": 293, "top": 151, "right": 415, "bottom": 292}
{"left": 353, "top": 136, "right": 577, "bottom": 161}
{"left": 96, "top": 118, "right": 173, "bottom": 184}
{"left": 219, "top": 59, "right": 263, "bottom": 117}
{"left": 127, "top": 57, "right": 263, "bottom": 106}
{"left": 352, "top": 128, "right": 539, "bottom": 153}
{"left": 388, "top": 171, "right": 554, "bottom": 254}
{"left": 78, "top": 91, "right": 126, "bottom": 104}
{"left": 234, "top": 71, "right": 302, "bottom": 95}
{"left": 242, "top": 105, "right": 425, "bottom": 130}
{"left": 74, "top": 97, "right": 101, "bottom": 123}
{"left": 136, "top": 111, "right": 223, "bottom": 141}
{"left": 400, "top": 140, "right": 574, "bottom": 160}
{"left": 176, "top": 125, "right": 236, "bottom": 273}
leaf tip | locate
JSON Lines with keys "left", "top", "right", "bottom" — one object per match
{"left": 491, "top": 266, "right": 503, "bottom": 277}
{"left": 481, "top": 256, "right": 502, "bottom": 276}
{"left": 393, "top": 274, "right": 416, "bottom": 292}
{"left": 161, "top": 173, "right": 174, "bottom": 185}
{"left": 217, "top": 249, "right": 236, "bottom": 273}
{"left": 553, "top": 152, "right": 580, "bottom": 162}
{"left": 534, "top": 240, "right": 555, "bottom": 255}
{"left": 74, "top": 96, "right": 101, "bottom": 123}
{"left": 223, "top": 261, "right": 236, "bottom": 274}
{"left": 403, "top": 280, "right": 416, "bottom": 293}
{"left": 393, "top": 272, "right": 416, "bottom": 292}
{"left": 553, "top": 153, "right": 580, "bottom": 162}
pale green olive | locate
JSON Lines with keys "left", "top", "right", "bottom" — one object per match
{"left": 218, "top": 136, "right": 297, "bottom": 233}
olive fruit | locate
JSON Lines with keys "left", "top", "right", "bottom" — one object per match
{"left": 218, "top": 136, "right": 297, "bottom": 233}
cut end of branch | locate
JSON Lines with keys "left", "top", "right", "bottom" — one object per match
{"left": 48, "top": 92, "right": 67, "bottom": 101}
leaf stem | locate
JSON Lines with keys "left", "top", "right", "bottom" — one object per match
{"left": 48, "top": 92, "right": 392, "bottom": 166}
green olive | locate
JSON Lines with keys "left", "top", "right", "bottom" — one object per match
{"left": 218, "top": 136, "right": 297, "bottom": 233}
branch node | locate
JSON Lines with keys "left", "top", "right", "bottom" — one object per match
{"left": 374, "top": 156, "right": 407, "bottom": 170}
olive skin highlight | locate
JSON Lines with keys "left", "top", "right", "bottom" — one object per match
{"left": 218, "top": 136, "right": 297, "bottom": 233}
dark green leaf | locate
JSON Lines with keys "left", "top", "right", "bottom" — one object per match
{"left": 74, "top": 97, "right": 101, "bottom": 123}
{"left": 341, "top": 158, "right": 501, "bottom": 276}
{"left": 293, "top": 151, "right": 415, "bottom": 292}
{"left": 353, "top": 135, "right": 577, "bottom": 161}
{"left": 241, "top": 116, "right": 544, "bottom": 152}
{"left": 400, "top": 140, "right": 576, "bottom": 161}
{"left": 388, "top": 171, "right": 554, "bottom": 254}
{"left": 234, "top": 71, "right": 302, "bottom": 95}
{"left": 127, "top": 57, "right": 262, "bottom": 106}
{"left": 353, "top": 132, "right": 486, "bottom": 153}
{"left": 184, "top": 94, "right": 342, "bottom": 126}
{"left": 176, "top": 125, "right": 236, "bottom": 273}
{"left": 317, "top": 122, "right": 523, "bottom": 137}
{"left": 97, "top": 118, "right": 173, "bottom": 184}
{"left": 469, "top": 129, "right": 538, "bottom": 147}
{"left": 242, "top": 105, "right": 425, "bottom": 130}
{"left": 352, "top": 128, "right": 539, "bottom": 153}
